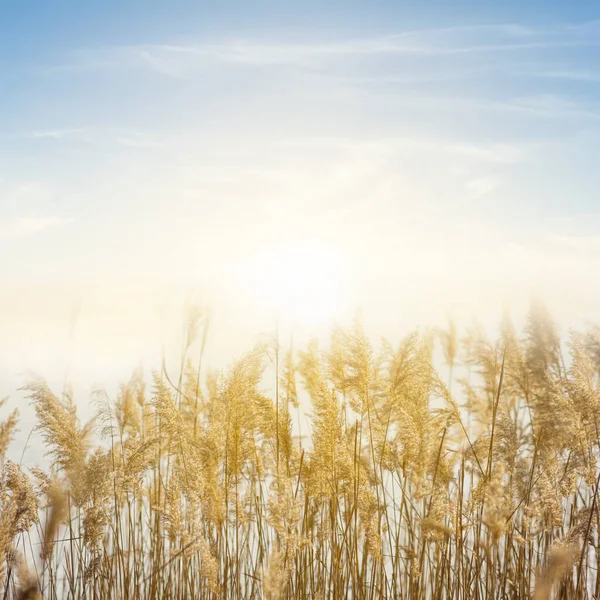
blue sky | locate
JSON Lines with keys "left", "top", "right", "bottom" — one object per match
{"left": 3, "top": 1, "right": 600, "bottom": 387}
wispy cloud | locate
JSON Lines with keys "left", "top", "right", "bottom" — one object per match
{"left": 22, "top": 127, "right": 166, "bottom": 150}
{"left": 0, "top": 216, "right": 73, "bottom": 239}
{"left": 466, "top": 176, "right": 502, "bottom": 198}
{"left": 29, "top": 128, "right": 87, "bottom": 140}
{"left": 351, "top": 92, "right": 600, "bottom": 122}
{"left": 536, "top": 69, "right": 600, "bottom": 83}
{"left": 46, "top": 21, "right": 600, "bottom": 75}
{"left": 545, "top": 234, "right": 600, "bottom": 254}
{"left": 273, "top": 136, "right": 531, "bottom": 164}
{"left": 114, "top": 132, "right": 165, "bottom": 148}
{"left": 505, "top": 94, "right": 600, "bottom": 120}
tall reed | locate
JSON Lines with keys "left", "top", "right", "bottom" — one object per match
{"left": 1, "top": 303, "right": 600, "bottom": 598}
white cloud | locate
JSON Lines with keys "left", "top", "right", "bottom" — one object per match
{"left": 505, "top": 94, "right": 600, "bottom": 120}
{"left": 47, "top": 21, "right": 600, "bottom": 75}
{"left": 30, "top": 128, "right": 87, "bottom": 140}
{"left": 536, "top": 70, "right": 600, "bottom": 83}
{"left": 0, "top": 216, "right": 73, "bottom": 239}
{"left": 23, "top": 127, "right": 167, "bottom": 151}
{"left": 466, "top": 176, "right": 501, "bottom": 198}
{"left": 544, "top": 234, "right": 600, "bottom": 254}
{"left": 273, "top": 136, "right": 530, "bottom": 164}
{"left": 114, "top": 132, "right": 165, "bottom": 148}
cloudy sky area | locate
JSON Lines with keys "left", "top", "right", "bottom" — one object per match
{"left": 3, "top": 1, "right": 600, "bottom": 410}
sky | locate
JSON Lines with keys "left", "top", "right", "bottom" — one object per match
{"left": 3, "top": 1, "right": 600, "bottom": 409}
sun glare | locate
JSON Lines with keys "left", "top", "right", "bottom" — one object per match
{"left": 245, "top": 241, "right": 346, "bottom": 325}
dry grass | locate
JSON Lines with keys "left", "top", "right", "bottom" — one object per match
{"left": 2, "top": 302, "right": 600, "bottom": 598}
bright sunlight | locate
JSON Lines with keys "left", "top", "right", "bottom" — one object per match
{"left": 243, "top": 240, "right": 347, "bottom": 325}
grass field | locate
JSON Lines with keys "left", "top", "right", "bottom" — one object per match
{"left": 1, "top": 302, "right": 600, "bottom": 598}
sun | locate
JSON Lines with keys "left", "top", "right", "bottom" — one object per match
{"left": 244, "top": 240, "right": 346, "bottom": 325}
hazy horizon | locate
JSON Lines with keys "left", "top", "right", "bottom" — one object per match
{"left": 4, "top": 3, "right": 600, "bottom": 391}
